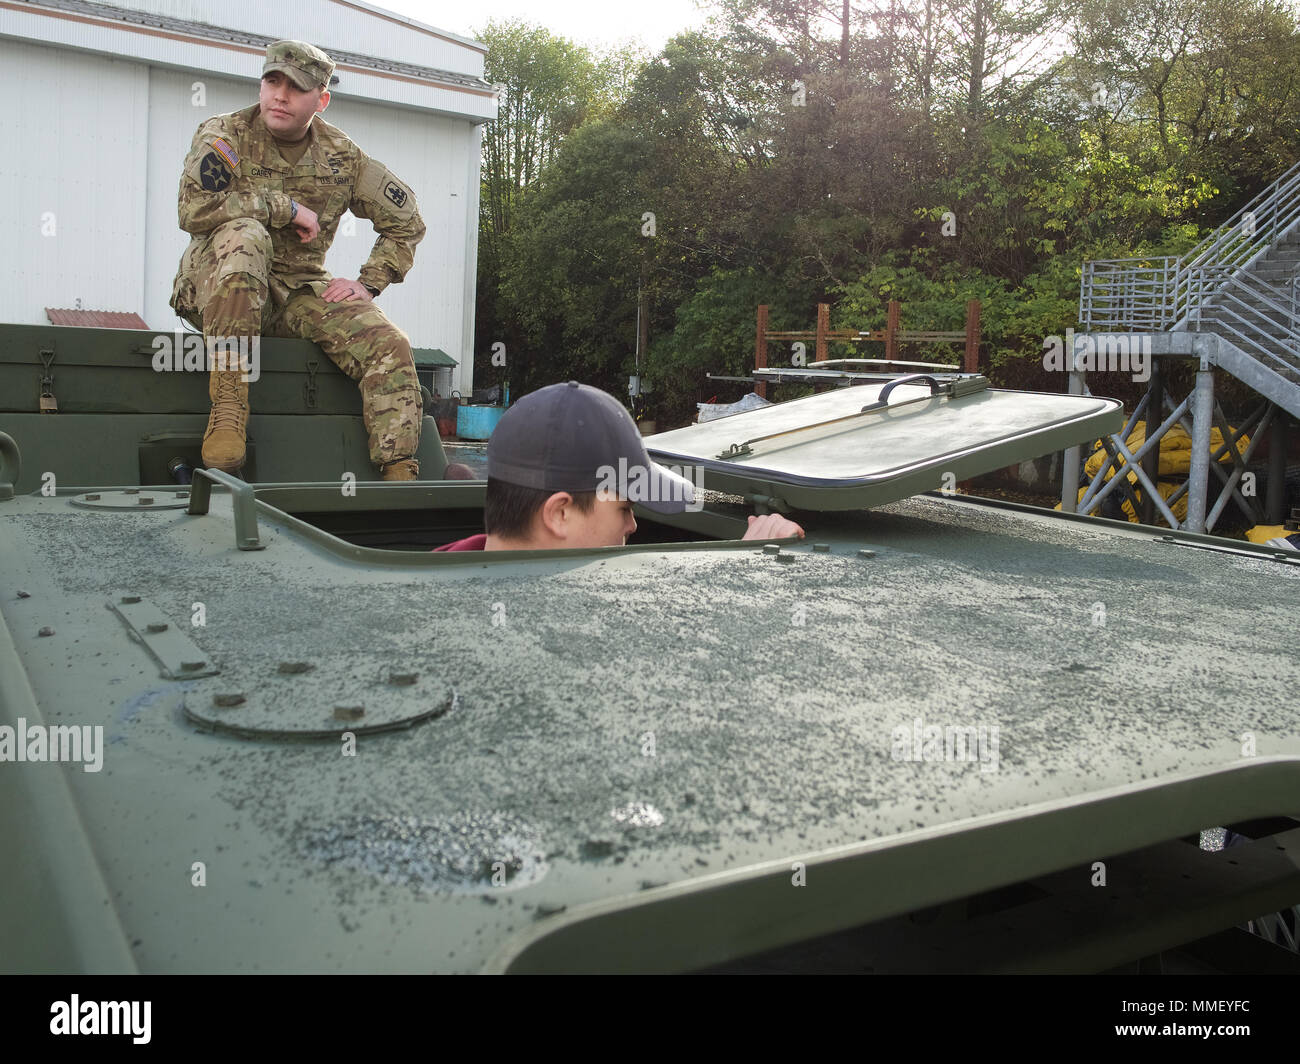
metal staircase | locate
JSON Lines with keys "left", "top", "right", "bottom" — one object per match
{"left": 1079, "top": 159, "right": 1300, "bottom": 419}
{"left": 1066, "top": 161, "right": 1300, "bottom": 531}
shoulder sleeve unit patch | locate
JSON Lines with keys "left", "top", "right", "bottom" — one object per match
{"left": 354, "top": 156, "right": 417, "bottom": 222}
{"left": 198, "top": 151, "right": 233, "bottom": 192}
{"left": 383, "top": 178, "right": 409, "bottom": 207}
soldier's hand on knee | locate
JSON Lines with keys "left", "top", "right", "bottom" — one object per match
{"left": 292, "top": 204, "right": 320, "bottom": 244}
{"left": 322, "top": 278, "right": 374, "bottom": 303}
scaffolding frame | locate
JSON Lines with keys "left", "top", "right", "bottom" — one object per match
{"left": 1060, "top": 352, "right": 1292, "bottom": 532}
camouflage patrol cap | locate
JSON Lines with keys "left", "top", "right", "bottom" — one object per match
{"left": 263, "top": 40, "right": 335, "bottom": 91}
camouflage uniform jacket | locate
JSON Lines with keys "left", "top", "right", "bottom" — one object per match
{"left": 173, "top": 103, "right": 425, "bottom": 307}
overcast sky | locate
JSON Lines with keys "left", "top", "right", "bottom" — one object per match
{"left": 381, "top": 0, "right": 712, "bottom": 51}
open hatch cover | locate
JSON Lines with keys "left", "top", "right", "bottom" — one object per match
{"left": 646, "top": 374, "right": 1123, "bottom": 511}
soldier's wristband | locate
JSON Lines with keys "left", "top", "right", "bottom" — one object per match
{"left": 363, "top": 284, "right": 379, "bottom": 298}
{"left": 290, "top": 199, "right": 299, "bottom": 223}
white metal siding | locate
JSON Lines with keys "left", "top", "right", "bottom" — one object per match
{"left": 109, "top": 0, "right": 487, "bottom": 74}
{"left": 459, "top": 121, "right": 482, "bottom": 398}
{"left": 0, "top": 37, "right": 149, "bottom": 328}
{"left": 0, "top": 2, "right": 495, "bottom": 121}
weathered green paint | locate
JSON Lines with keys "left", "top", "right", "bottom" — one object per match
{"left": 1, "top": 325, "right": 362, "bottom": 415}
{"left": 1, "top": 324, "right": 1296, "bottom": 973}
{"left": 0, "top": 325, "right": 449, "bottom": 493}
{"left": 2, "top": 483, "right": 1297, "bottom": 973}
{"left": 0, "top": 412, "right": 448, "bottom": 495}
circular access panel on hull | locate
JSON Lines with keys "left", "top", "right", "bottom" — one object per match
{"left": 70, "top": 490, "right": 191, "bottom": 511}
{"left": 184, "top": 661, "right": 457, "bottom": 739}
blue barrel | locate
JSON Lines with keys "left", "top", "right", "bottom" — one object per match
{"left": 456, "top": 404, "right": 506, "bottom": 440}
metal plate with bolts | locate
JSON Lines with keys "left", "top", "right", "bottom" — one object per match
{"left": 183, "top": 660, "right": 458, "bottom": 739}
{"left": 71, "top": 490, "right": 191, "bottom": 511}
{"left": 108, "top": 596, "right": 219, "bottom": 679}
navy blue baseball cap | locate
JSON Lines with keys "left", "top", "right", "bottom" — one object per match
{"left": 487, "top": 382, "right": 696, "bottom": 515}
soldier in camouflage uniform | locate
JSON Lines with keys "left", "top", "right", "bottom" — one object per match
{"left": 170, "top": 40, "right": 427, "bottom": 479}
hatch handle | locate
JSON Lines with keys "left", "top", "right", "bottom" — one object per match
{"left": 866, "top": 373, "right": 987, "bottom": 408}
{"left": 872, "top": 374, "right": 941, "bottom": 405}
{"left": 715, "top": 374, "right": 989, "bottom": 460}
{"left": 186, "top": 468, "right": 265, "bottom": 551}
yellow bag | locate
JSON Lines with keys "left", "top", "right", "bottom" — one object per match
{"left": 1082, "top": 422, "right": 1248, "bottom": 481}
{"left": 1245, "top": 524, "right": 1288, "bottom": 544}
{"left": 1066, "top": 421, "right": 1249, "bottom": 525}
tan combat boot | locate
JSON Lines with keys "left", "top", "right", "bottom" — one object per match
{"left": 201, "top": 369, "right": 249, "bottom": 473}
{"left": 380, "top": 459, "right": 419, "bottom": 481}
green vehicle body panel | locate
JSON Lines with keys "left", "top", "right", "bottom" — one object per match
{"left": 1, "top": 325, "right": 1297, "bottom": 973}
{"left": 0, "top": 325, "right": 449, "bottom": 493}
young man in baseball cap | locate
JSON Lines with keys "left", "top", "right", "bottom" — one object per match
{"left": 435, "top": 382, "right": 804, "bottom": 551}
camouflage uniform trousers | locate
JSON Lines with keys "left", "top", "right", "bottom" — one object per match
{"left": 178, "top": 217, "right": 421, "bottom": 467}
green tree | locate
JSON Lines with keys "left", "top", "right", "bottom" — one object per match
{"left": 475, "top": 0, "right": 1300, "bottom": 425}
{"left": 474, "top": 20, "right": 643, "bottom": 392}
{"left": 479, "top": 20, "right": 613, "bottom": 266}
{"left": 1071, "top": 0, "right": 1300, "bottom": 198}
{"left": 497, "top": 120, "right": 649, "bottom": 399}
{"left": 498, "top": 32, "right": 771, "bottom": 408}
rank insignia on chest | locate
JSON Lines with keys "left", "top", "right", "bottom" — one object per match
{"left": 211, "top": 138, "right": 240, "bottom": 169}
{"left": 199, "top": 152, "right": 233, "bottom": 192}
{"left": 384, "top": 181, "right": 408, "bottom": 207}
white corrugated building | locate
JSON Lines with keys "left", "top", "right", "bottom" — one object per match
{"left": 0, "top": 0, "right": 495, "bottom": 396}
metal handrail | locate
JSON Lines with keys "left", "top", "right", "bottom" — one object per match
{"left": 1079, "top": 157, "right": 1300, "bottom": 342}
{"left": 186, "top": 467, "right": 265, "bottom": 551}
{"left": 1182, "top": 161, "right": 1300, "bottom": 271}
{"left": 1079, "top": 258, "right": 1179, "bottom": 329}
{"left": 1195, "top": 299, "right": 1300, "bottom": 379}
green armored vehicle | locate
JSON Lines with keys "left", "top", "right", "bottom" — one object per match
{"left": 2, "top": 326, "right": 1298, "bottom": 973}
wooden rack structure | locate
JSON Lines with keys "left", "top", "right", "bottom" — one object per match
{"left": 754, "top": 300, "right": 981, "bottom": 397}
